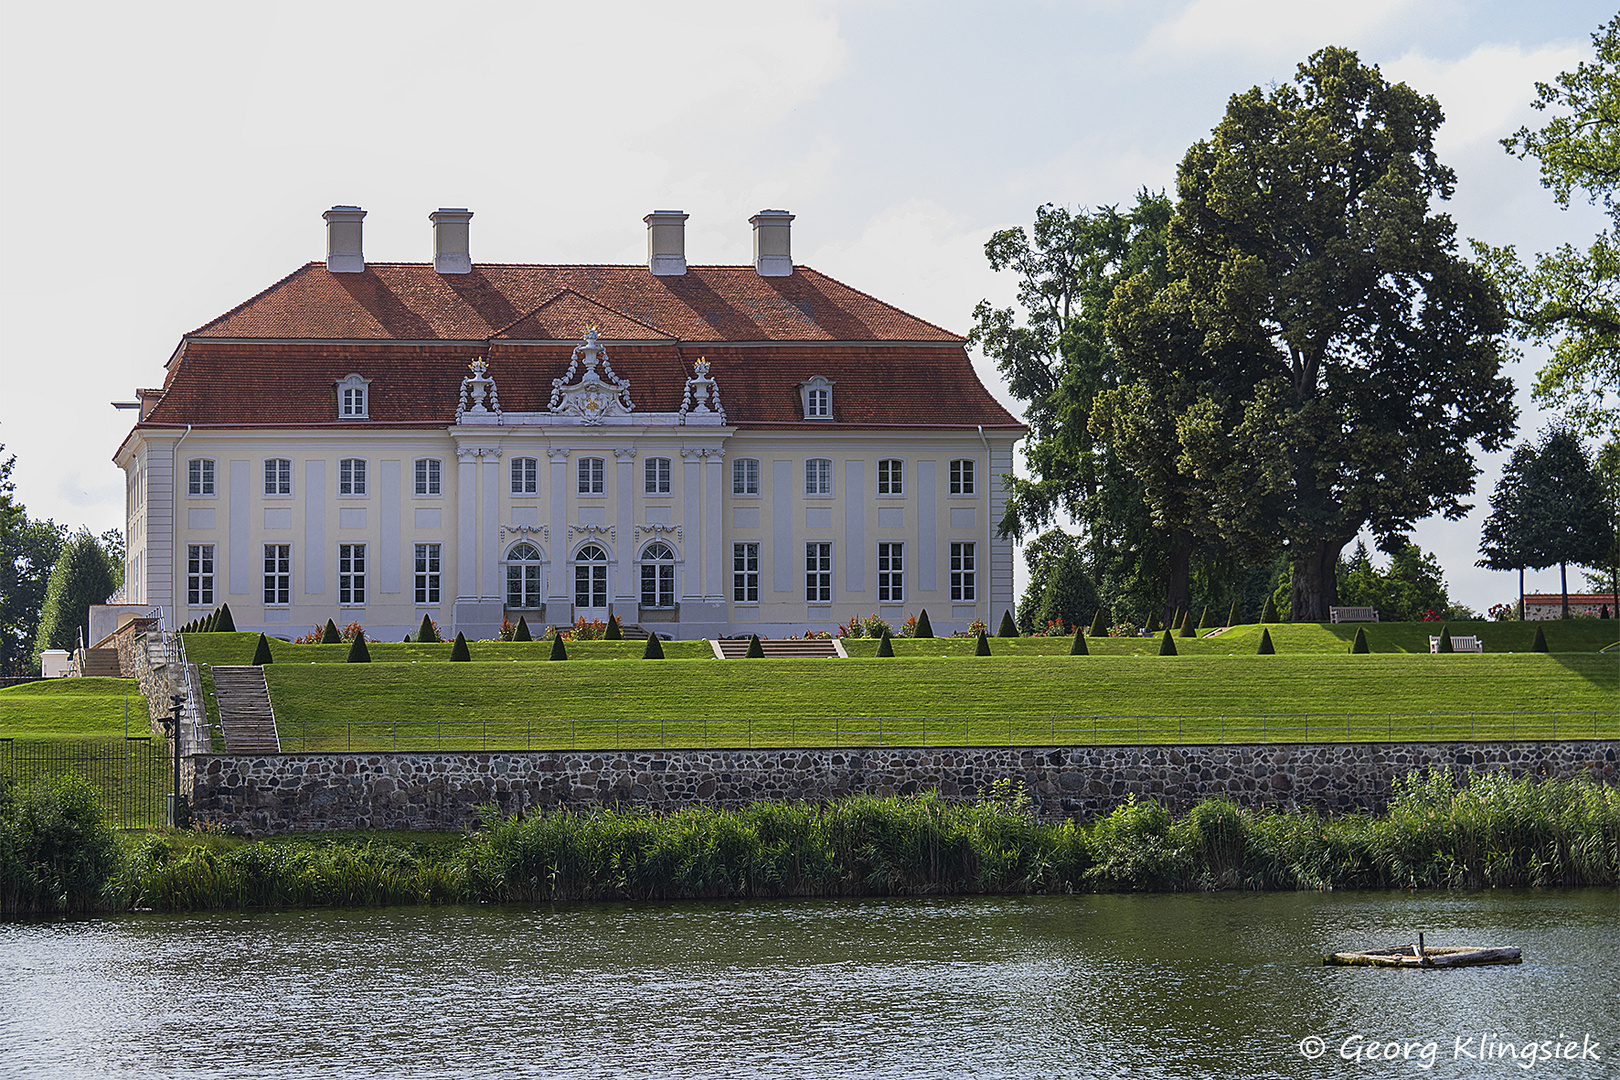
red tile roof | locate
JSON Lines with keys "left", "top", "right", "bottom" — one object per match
{"left": 193, "top": 263, "right": 965, "bottom": 343}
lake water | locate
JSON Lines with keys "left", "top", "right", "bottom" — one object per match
{"left": 2, "top": 890, "right": 1616, "bottom": 1079}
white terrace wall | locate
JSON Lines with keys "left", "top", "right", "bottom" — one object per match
{"left": 187, "top": 740, "right": 1620, "bottom": 834}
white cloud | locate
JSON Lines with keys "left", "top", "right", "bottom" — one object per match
{"left": 1384, "top": 43, "right": 1586, "bottom": 153}
{"left": 1145, "top": 0, "right": 1418, "bottom": 57}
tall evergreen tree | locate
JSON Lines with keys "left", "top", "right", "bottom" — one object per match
{"left": 31, "top": 530, "right": 116, "bottom": 668}
{"left": 1478, "top": 443, "right": 1538, "bottom": 617}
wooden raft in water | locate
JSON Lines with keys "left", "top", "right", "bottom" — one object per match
{"left": 1324, "top": 945, "right": 1522, "bottom": 968}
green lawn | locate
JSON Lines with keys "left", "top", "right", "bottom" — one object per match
{"left": 0, "top": 678, "right": 152, "bottom": 738}
{"left": 183, "top": 634, "right": 716, "bottom": 667}
{"left": 261, "top": 653, "right": 1617, "bottom": 751}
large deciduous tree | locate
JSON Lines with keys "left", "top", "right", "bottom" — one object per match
{"left": 1476, "top": 16, "right": 1620, "bottom": 440}
{"left": 1121, "top": 46, "right": 1516, "bottom": 621}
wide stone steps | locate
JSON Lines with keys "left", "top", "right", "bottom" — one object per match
{"left": 210, "top": 665, "right": 281, "bottom": 753}
{"left": 80, "top": 647, "right": 124, "bottom": 677}
{"left": 712, "top": 639, "right": 844, "bottom": 659}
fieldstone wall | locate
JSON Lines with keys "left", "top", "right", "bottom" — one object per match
{"left": 188, "top": 740, "right": 1620, "bottom": 833}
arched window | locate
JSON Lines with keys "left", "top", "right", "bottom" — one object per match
{"left": 640, "top": 541, "right": 676, "bottom": 608}
{"left": 506, "top": 541, "right": 545, "bottom": 609}
{"left": 574, "top": 543, "right": 609, "bottom": 611}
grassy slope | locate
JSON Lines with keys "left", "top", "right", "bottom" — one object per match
{"left": 183, "top": 634, "right": 715, "bottom": 667}
{"left": 0, "top": 678, "right": 153, "bottom": 739}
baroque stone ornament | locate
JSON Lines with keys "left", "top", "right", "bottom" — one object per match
{"left": 455, "top": 357, "right": 502, "bottom": 424}
{"left": 678, "top": 356, "right": 726, "bottom": 425}
{"left": 549, "top": 327, "right": 633, "bottom": 424}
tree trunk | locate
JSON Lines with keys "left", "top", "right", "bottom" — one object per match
{"left": 1164, "top": 533, "right": 1192, "bottom": 627}
{"left": 1518, "top": 567, "right": 1524, "bottom": 620}
{"left": 1560, "top": 561, "right": 1570, "bottom": 619}
{"left": 1290, "top": 537, "right": 1349, "bottom": 622}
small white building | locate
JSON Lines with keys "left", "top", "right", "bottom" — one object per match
{"left": 114, "top": 206, "right": 1025, "bottom": 641}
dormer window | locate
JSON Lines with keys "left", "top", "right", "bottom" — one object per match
{"left": 336, "top": 374, "right": 372, "bottom": 419}
{"left": 799, "top": 375, "right": 834, "bottom": 420}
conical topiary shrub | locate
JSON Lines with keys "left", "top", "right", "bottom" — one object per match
{"left": 1179, "top": 615, "right": 1197, "bottom": 638}
{"left": 514, "top": 616, "right": 533, "bottom": 642}
{"left": 346, "top": 630, "right": 371, "bottom": 663}
{"left": 450, "top": 632, "right": 471, "bottom": 662}
{"left": 417, "top": 614, "right": 440, "bottom": 644}
{"left": 549, "top": 633, "right": 568, "bottom": 661}
{"left": 914, "top": 608, "right": 934, "bottom": 638}
{"left": 1257, "top": 628, "right": 1275, "bottom": 655}
{"left": 322, "top": 619, "right": 342, "bottom": 644}
{"left": 1158, "top": 629, "right": 1177, "bottom": 656}
{"left": 1437, "top": 626, "right": 1454, "bottom": 653}
{"left": 1145, "top": 610, "right": 1161, "bottom": 633}
{"left": 1089, "top": 608, "right": 1108, "bottom": 637}
{"left": 642, "top": 633, "right": 665, "bottom": 659}
{"left": 203, "top": 610, "right": 218, "bottom": 633}
{"left": 876, "top": 631, "right": 894, "bottom": 657}
{"left": 1531, "top": 625, "right": 1548, "bottom": 652}
{"left": 1070, "top": 628, "right": 1088, "bottom": 656}
{"left": 1350, "top": 627, "right": 1369, "bottom": 654}
{"left": 997, "top": 610, "right": 1019, "bottom": 638}
{"left": 1197, "top": 605, "right": 1211, "bottom": 631}
{"left": 1260, "top": 595, "right": 1279, "bottom": 623}
{"left": 605, "top": 614, "right": 622, "bottom": 641}
{"left": 215, "top": 604, "right": 236, "bottom": 633}
{"left": 1226, "top": 601, "right": 1238, "bottom": 627}
{"left": 252, "top": 633, "right": 274, "bottom": 665}
{"left": 975, "top": 630, "right": 991, "bottom": 656}
{"left": 746, "top": 634, "right": 765, "bottom": 658}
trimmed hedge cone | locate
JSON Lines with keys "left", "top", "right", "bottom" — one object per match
{"left": 1145, "top": 610, "right": 1161, "bottom": 633}
{"left": 876, "top": 631, "right": 894, "bottom": 657}
{"left": 346, "top": 630, "right": 371, "bottom": 663}
{"left": 1070, "top": 627, "right": 1088, "bottom": 656}
{"left": 1350, "top": 627, "right": 1369, "bottom": 654}
{"left": 1437, "top": 627, "right": 1454, "bottom": 654}
{"left": 1261, "top": 596, "right": 1279, "bottom": 623}
{"left": 549, "top": 634, "right": 568, "bottom": 661}
{"left": 604, "top": 615, "right": 622, "bottom": 641}
{"left": 514, "top": 616, "right": 532, "bottom": 642}
{"left": 914, "top": 608, "right": 934, "bottom": 638}
{"left": 1226, "top": 601, "right": 1238, "bottom": 627}
{"left": 1089, "top": 609, "right": 1108, "bottom": 637}
{"left": 1531, "top": 626, "right": 1549, "bottom": 653}
{"left": 252, "top": 633, "right": 273, "bottom": 666}
{"left": 450, "top": 632, "right": 471, "bottom": 662}
{"left": 417, "top": 614, "right": 440, "bottom": 644}
{"left": 321, "top": 619, "right": 342, "bottom": 645}
{"left": 975, "top": 630, "right": 991, "bottom": 656}
{"left": 1257, "top": 628, "right": 1276, "bottom": 655}
{"left": 997, "top": 610, "right": 1019, "bottom": 638}
{"left": 215, "top": 604, "right": 236, "bottom": 633}
{"left": 1158, "top": 629, "right": 1177, "bottom": 656}
{"left": 642, "top": 634, "right": 665, "bottom": 659}
{"left": 746, "top": 634, "right": 765, "bottom": 658}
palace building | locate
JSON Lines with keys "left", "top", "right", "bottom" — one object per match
{"left": 113, "top": 206, "right": 1024, "bottom": 641}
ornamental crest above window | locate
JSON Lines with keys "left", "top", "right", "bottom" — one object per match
{"left": 549, "top": 328, "right": 633, "bottom": 425}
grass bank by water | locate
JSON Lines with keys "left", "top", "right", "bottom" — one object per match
{"left": 4, "top": 771, "right": 1616, "bottom": 916}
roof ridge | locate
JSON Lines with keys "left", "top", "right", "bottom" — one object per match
{"left": 189, "top": 262, "right": 321, "bottom": 336}
{"left": 490, "top": 287, "right": 675, "bottom": 340}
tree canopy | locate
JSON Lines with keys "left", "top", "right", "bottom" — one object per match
{"left": 1106, "top": 46, "right": 1515, "bottom": 621}
{"left": 1477, "top": 16, "right": 1620, "bottom": 440}
{"left": 31, "top": 530, "right": 118, "bottom": 668}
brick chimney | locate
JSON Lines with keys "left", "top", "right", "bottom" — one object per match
{"left": 430, "top": 208, "right": 474, "bottom": 274}
{"left": 323, "top": 205, "right": 367, "bottom": 274}
{"left": 645, "top": 210, "right": 689, "bottom": 276}
{"left": 750, "top": 210, "right": 793, "bottom": 277}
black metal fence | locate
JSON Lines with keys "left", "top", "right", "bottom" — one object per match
{"left": 274, "top": 710, "right": 1620, "bottom": 753}
{"left": 0, "top": 737, "right": 167, "bottom": 829}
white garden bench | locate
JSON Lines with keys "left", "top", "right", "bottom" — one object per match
{"left": 1430, "top": 635, "right": 1483, "bottom": 653}
{"left": 1330, "top": 606, "right": 1379, "bottom": 623}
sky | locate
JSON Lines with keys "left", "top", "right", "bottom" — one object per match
{"left": 1, "top": 0, "right": 1613, "bottom": 613}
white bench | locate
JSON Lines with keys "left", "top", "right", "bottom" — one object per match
{"left": 1330, "top": 606, "right": 1379, "bottom": 623}
{"left": 1430, "top": 635, "right": 1483, "bottom": 653}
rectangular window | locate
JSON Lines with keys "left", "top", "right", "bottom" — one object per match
{"left": 340, "top": 385, "right": 368, "bottom": 417}
{"left": 263, "top": 544, "right": 290, "bottom": 605}
{"left": 339, "top": 458, "right": 367, "bottom": 497}
{"left": 188, "top": 459, "right": 214, "bottom": 496}
{"left": 806, "top": 542, "right": 832, "bottom": 603}
{"left": 807, "top": 388, "right": 830, "bottom": 418}
{"left": 950, "top": 459, "right": 976, "bottom": 496}
{"left": 414, "top": 458, "right": 441, "bottom": 496}
{"left": 644, "top": 457, "right": 672, "bottom": 494}
{"left": 950, "top": 542, "right": 976, "bottom": 602}
{"left": 640, "top": 563, "right": 675, "bottom": 607}
{"left": 578, "top": 457, "right": 605, "bottom": 494}
{"left": 511, "top": 457, "right": 538, "bottom": 495}
{"left": 187, "top": 544, "right": 214, "bottom": 606}
{"left": 339, "top": 543, "right": 367, "bottom": 605}
{"left": 805, "top": 458, "right": 832, "bottom": 496}
{"left": 264, "top": 458, "right": 291, "bottom": 496}
{"left": 732, "top": 457, "right": 759, "bottom": 496}
{"left": 877, "top": 459, "right": 904, "bottom": 496}
{"left": 878, "top": 542, "right": 904, "bottom": 602}
{"left": 733, "top": 542, "right": 759, "bottom": 603}
{"left": 414, "top": 543, "right": 441, "bottom": 605}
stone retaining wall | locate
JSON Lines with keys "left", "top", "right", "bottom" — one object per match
{"left": 188, "top": 740, "right": 1620, "bottom": 833}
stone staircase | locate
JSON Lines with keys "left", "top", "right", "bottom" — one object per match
{"left": 210, "top": 666, "right": 281, "bottom": 753}
{"left": 711, "top": 638, "right": 845, "bottom": 659}
{"left": 80, "top": 646, "right": 124, "bottom": 677}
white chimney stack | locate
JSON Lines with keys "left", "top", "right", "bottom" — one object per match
{"left": 645, "top": 210, "right": 689, "bottom": 276}
{"left": 323, "top": 205, "right": 367, "bottom": 273}
{"left": 430, "top": 208, "right": 474, "bottom": 274}
{"left": 750, "top": 210, "right": 793, "bottom": 277}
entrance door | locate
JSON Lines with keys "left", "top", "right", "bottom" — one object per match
{"left": 573, "top": 544, "right": 610, "bottom": 625}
